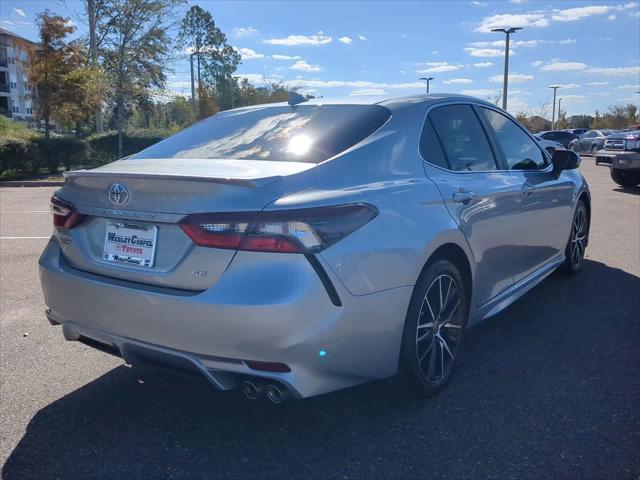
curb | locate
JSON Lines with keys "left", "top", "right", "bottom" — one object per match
{"left": 0, "top": 180, "right": 65, "bottom": 187}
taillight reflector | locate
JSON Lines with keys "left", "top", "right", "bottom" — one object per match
{"left": 51, "top": 195, "right": 84, "bottom": 229}
{"left": 179, "top": 203, "right": 378, "bottom": 254}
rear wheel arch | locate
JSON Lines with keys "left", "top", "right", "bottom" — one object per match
{"left": 420, "top": 243, "right": 473, "bottom": 307}
{"left": 578, "top": 191, "right": 591, "bottom": 234}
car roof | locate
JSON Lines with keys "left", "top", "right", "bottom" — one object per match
{"left": 226, "top": 93, "right": 498, "bottom": 113}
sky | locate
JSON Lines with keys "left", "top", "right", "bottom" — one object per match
{"left": 2, "top": 0, "right": 639, "bottom": 116}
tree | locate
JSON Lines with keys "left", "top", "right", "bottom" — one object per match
{"left": 177, "top": 5, "right": 240, "bottom": 117}
{"left": 53, "top": 42, "right": 105, "bottom": 135}
{"left": 99, "top": 0, "right": 183, "bottom": 157}
{"left": 556, "top": 107, "right": 569, "bottom": 130}
{"left": 29, "top": 11, "right": 76, "bottom": 138}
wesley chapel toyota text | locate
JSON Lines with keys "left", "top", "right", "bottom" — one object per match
{"left": 40, "top": 94, "right": 590, "bottom": 402}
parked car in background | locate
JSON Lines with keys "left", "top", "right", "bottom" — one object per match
{"left": 569, "top": 129, "right": 620, "bottom": 156}
{"left": 534, "top": 134, "right": 564, "bottom": 154}
{"left": 566, "top": 128, "right": 588, "bottom": 136}
{"left": 596, "top": 130, "right": 640, "bottom": 187}
{"left": 538, "top": 130, "right": 579, "bottom": 149}
{"left": 40, "top": 94, "right": 591, "bottom": 402}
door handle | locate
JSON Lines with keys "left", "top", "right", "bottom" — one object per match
{"left": 523, "top": 183, "right": 536, "bottom": 196}
{"left": 453, "top": 191, "right": 476, "bottom": 203}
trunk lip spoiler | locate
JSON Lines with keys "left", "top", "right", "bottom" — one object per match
{"left": 63, "top": 169, "right": 281, "bottom": 189}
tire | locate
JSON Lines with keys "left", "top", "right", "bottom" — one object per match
{"left": 590, "top": 145, "right": 598, "bottom": 156}
{"left": 563, "top": 200, "right": 588, "bottom": 273}
{"left": 568, "top": 143, "right": 575, "bottom": 151}
{"left": 610, "top": 169, "right": 640, "bottom": 188}
{"left": 401, "top": 259, "right": 469, "bottom": 397}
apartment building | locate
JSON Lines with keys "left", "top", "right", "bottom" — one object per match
{"left": 0, "top": 27, "right": 37, "bottom": 123}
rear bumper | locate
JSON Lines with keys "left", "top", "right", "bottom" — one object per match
{"left": 39, "top": 238, "right": 412, "bottom": 398}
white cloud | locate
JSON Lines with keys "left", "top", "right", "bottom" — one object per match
{"left": 12, "top": 8, "right": 26, "bottom": 17}
{"left": 398, "top": 70, "right": 407, "bottom": 74}
{"left": 263, "top": 33, "right": 331, "bottom": 46}
{"left": 1, "top": 20, "right": 14, "bottom": 26}
{"left": 470, "top": 1, "right": 488, "bottom": 6}
{"left": 475, "top": 13, "right": 549, "bottom": 32}
{"left": 465, "top": 47, "right": 513, "bottom": 57}
{"left": 357, "top": 35, "right": 367, "bottom": 41}
{"left": 417, "top": 62, "right": 462, "bottom": 73}
{"left": 608, "top": 14, "right": 617, "bottom": 20}
{"left": 558, "top": 38, "right": 578, "bottom": 44}
{"left": 237, "top": 74, "right": 280, "bottom": 84}
{"left": 558, "top": 94, "right": 587, "bottom": 104}
{"left": 461, "top": 89, "right": 497, "bottom": 97}
{"left": 443, "top": 78, "right": 474, "bottom": 84}
{"left": 490, "top": 73, "right": 533, "bottom": 83}
{"left": 473, "top": 62, "right": 494, "bottom": 67}
{"left": 271, "top": 54, "right": 302, "bottom": 60}
{"left": 469, "top": 39, "right": 542, "bottom": 48}
{"left": 476, "top": 3, "right": 637, "bottom": 32}
{"left": 552, "top": 6, "right": 611, "bottom": 22}
{"left": 614, "top": 84, "right": 640, "bottom": 89}
{"left": 285, "top": 79, "right": 425, "bottom": 90}
{"left": 350, "top": 88, "right": 387, "bottom": 96}
{"left": 65, "top": 19, "right": 76, "bottom": 28}
{"left": 290, "top": 60, "right": 321, "bottom": 72}
{"left": 586, "top": 81, "right": 610, "bottom": 85}
{"left": 233, "top": 27, "right": 259, "bottom": 38}
{"left": 540, "top": 61, "right": 587, "bottom": 71}
{"left": 236, "top": 48, "right": 264, "bottom": 60}
{"left": 532, "top": 60, "right": 544, "bottom": 67}
{"left": 557, "top": 83, "right": 581, "bottom": 89}
{"left": 586, "top": 66, "right": 640, "bottom": 76}
{"left": 338, "top": 36, "right": 353, "bottom": 44}
{"left": 510, "top": 0, "right": 527, "bottom": 3}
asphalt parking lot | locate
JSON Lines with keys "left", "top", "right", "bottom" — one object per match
{"left": 1, "top": 159, "right": 638, "bottom": 479}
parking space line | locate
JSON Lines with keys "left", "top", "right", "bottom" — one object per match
{"left": 0, "top": 236, "right": 51, "bottom": 240}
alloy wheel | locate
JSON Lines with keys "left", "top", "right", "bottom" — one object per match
{"left": 570, "top": 206, "right": 587, "bottom": 266}
{"left": 415, "top": 274, "right": 463, "bottom": 383}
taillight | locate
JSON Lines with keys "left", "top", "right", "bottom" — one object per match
{"left": 179, "top": 203, "right": 378, "bottom": 253}
{"left": 50, "top": 195, "right": 84, "bottom": 229}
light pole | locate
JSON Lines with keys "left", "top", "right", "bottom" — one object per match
{"left": 419, "top": 77, "right": 434, "bottom": 94}
{"left": 491, "top": 27, "right": 522, "bottom": 111}
{"left": 549, "top": 85, "right": 562, "bottom": 130}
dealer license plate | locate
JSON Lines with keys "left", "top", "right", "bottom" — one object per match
{"left": 103, "top": 222, "right": 158, "bottom": 268}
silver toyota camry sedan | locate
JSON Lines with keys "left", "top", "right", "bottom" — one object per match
{"left": 40, "top": 94, "right": 590, "bottom": 403}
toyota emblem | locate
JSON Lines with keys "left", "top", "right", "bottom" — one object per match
{"left": 108, "top": 183, "right": 129, "bottom": 205}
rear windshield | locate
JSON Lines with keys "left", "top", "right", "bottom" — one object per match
{"left": 132, "top": 104, "right": 391, "bottom": 164}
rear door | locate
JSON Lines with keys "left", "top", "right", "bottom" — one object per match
{"left": 420, "top": 103, "right": 523, "bottom": 306}
{"left": 478, "top": 106, "right": 574, "bottom": 281}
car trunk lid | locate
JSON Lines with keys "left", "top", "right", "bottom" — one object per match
{"left": 54, "top": 158, "right": 316, "bottom": 291}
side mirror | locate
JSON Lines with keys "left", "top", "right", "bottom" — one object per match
{"left": 552, "top": 149, "right": 581, "bottom": 171}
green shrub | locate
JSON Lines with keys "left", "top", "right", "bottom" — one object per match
{"left": 86, "top": 129, "right": 167, "bottom": 166}
{"left": 0, "top": 116, "right": 34, "bottom": 140}
{"left": 0, "top": 136, "right": 41, "bottom": 175}
{"left": 35, "top": 137, "right": 92, "bottom": 172}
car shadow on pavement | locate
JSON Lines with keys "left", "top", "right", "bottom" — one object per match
{"left": 3, "top": 259, "right": 640, "bottom": 479}
{"left": 613, "top": 186, "right": 640, "bottom": 195}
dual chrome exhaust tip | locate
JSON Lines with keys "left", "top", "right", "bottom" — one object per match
{"left": 241, "top": 380, "right": 290, "bottom": 403}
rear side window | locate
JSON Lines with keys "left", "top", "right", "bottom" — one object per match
{"left": 429, "top": 105, "right": 497, "bottom": 171}
{"left": 480, "top": 108, "right": 549, "bottom": 170}
{"left": 419, "top": 118, "right": 448, "bottom": 169}
{"left": 132, "top": 104, "right": 391, "bottom": 164}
